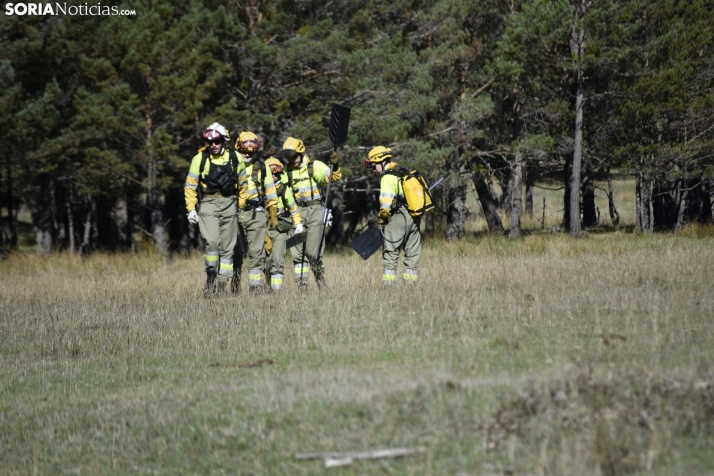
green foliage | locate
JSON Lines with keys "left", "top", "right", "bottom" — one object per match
{"left": 0, "top": 0, "right": 712, "bottom": 252}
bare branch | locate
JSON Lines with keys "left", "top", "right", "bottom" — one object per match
{"left": 470, "top": 77, "right": 495, "bottom": 98}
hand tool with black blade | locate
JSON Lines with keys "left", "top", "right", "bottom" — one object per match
{"left": 312, "top": 103, "right": 350, "bottom": 260}
{"left": 285, "top": 229, "right": 307, "bottom": 248}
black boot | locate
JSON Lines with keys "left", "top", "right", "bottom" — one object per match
{"left": 231, "top": 271, "right": 241, "bottom": 295}
{"left": 203, "top": 269, "right": 217, "bottom": 298}
{"left": 216, "top": 281, "right": 227, "bottom": 297}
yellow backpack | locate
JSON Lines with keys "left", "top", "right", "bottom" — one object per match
{"left": 387, "top": 167, "right": 435, "bottom": 217}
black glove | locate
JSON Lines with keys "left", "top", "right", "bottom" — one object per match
{"left": 329, "top": 151, "right": 340, "bottom": 166}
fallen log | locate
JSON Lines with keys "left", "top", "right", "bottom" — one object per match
{"left": 295, "top": 447, "right": 427, "bottom": 468}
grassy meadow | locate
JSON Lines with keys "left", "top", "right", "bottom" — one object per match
{"left": 2, "top": 179, "right": 714, "bottom": 475}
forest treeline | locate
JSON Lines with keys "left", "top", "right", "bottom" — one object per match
{"left": 0, "top": 0, "right": 712, "bottom": 256}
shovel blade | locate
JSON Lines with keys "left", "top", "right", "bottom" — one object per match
{"left": 286, "top": 232, "right": 307, "bottom": 249}
{"left": 350, "top": 228, "right": 383, "bottom": 260}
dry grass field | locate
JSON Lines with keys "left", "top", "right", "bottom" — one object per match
{"left": 2, "top": 180, "right": 714, "bottom": 475}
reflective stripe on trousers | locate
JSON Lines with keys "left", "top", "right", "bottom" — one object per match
{"left": 219, "top": 258, "right": 233, "bottom": 276}
{"left": 248, "top": 269, "right": 262, "bottom": 286}
{"left": 403, "top": 268, "right": 418, "bottom": 282}
{"left": 382, "top": 269, "right": 396, "bottom": 285}
{"left": 294, "top": 262, "right": 309, "bottom": 280}
{"left": 205, "top": 250, "right": 219, "bottom": 267}
{"left": 271, "top": 274, "right": 284, "bottom": 290}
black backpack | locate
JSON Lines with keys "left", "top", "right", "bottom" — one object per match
{"left": 199, "top": 146, "right": 239, "bottom": 197}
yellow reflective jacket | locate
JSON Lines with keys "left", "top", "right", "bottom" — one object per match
{"left": 275, "top": 181, "right": 302, "bottom": 225}
{"left": 379, "top": 162, "right": 404, "bottom": 211}
{"left": 281, "top": 156, "right": 341, "bottom": 204}
{"left": 238, "top": 157, "right": 278, "bottom": 210}
{"left": 184, "top": 148, "right": 245, "bottom": 211}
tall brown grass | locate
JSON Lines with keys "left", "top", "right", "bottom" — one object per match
{"left": 1, "top": 225, "right": 713, "bottom": 474}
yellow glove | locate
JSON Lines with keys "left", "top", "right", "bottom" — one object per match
{"left": 378, "top": 208, "right": 391, "bottom": 226}
{"left": 264, "top": 234, "right": 273, "bottom": 256}
{"left": 267, "top": 206, "right": 279, "bottom": 230}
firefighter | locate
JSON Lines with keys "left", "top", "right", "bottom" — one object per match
{"left": 367, "top": 146, "right": 421, "bottom": 285}
{"left": 278, "top": 137, "right": 340, "bottom": 291}
{"left": 234, "top": 131, "right": 279, "bottom": 295}
{"left": 185, "top": 123, "right": 244, "bottom": 297}
{"left": 263, "top": 157, "right": 304, "bottom": 291}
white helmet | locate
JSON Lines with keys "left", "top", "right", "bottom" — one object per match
{"left": 203, "top": 122, "right": 228, "bottom": 142}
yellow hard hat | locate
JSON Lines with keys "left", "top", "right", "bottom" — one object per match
{"left": 236, "top": 131, "right": 259, "bottom": 153}
{"left": 367, "top": 146, "right": 392, "bottom": 163}
{"left": 283, "top": 136, "right": 306, "bottom": 154}
{"left": 264, "top": 157, "right": 284, "bottom": 175}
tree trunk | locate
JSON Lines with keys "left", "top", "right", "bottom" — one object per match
{"left": 636, "top": 171, "right": 654, "bottom": 233}
{"left": 675, "top": 185, "right": 688, "bottom": 232}
{"left": 699, "top": 181, "right": 713, "bottom": 224}
{"left": 0, "top": 165, "right": 5, "bottom": 253}
{"left": 509, "top": 153, "right": 523, "bottom": 238}
{"left": 424, "top": 182, "right": 442, "bottom": 235}
{"left": 524, "top": 168, "right": 534, "bottom": 217}
{"left": 6, "top": 164, "right": 17, "bottom": 248}
{"left": 689, "top": 180, "right": 713, "bottom": 224}
{"left": 635, "top": 172, "right": 642, "bottom": 230}
{"left": 49, "top": 180, "right": 64, "bottom": 245}
{"left": 568, "top": 6, "right": 586, "bottom": 236}
{"left": 66, "top": 189, "right": 75, "bottom": 255}
{"left": 487, "top": 172, "right": 499, "bottom": 207}
{"left": 606, "top": 167, "right": 620, "bottom": 226}
{"left": 499, "top": 168, "right": 513, "bottom": 218}
{"left": 473, "top": 172, "right": 503, "bottom": 233}
{"left": 31, "top": 178, "right": 53, "bottom": 256}
{"left": 581, "top": 163, "right": 597, "bottom": 228}
{"left": 647, "top": 179, "right": 654, "bottom": 233}
{"left": 326, "top": 182, "right": 345, "bottom": 247}
{"left": 126, "top": 192, "right": 136, "bottom": 251}
{"left": 146, "top": 112, "right": 169, "bottom": 260}
{"left": 446, "top": 183, "right": 467, "bottom": 241}
{"left": 563, "top": 155, "right": 571, "bottom": 230}
{"left": 569, "top": 66, "right": 584, "bottom": 235}
{"left": 342, "top": 178, "right": 368, "bottom": 240}
{"left": 79, "top": 196, "right": 92, "bottom": 256}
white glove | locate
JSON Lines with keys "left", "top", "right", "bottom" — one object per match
{"left": 187, "top": 210, "right": 198, "bottom": 224}
{"left": 294, "top": 223, "right": 305, "bottom": 234}
{"left": 325, "top": 209, "right": 333, "bottom": 227}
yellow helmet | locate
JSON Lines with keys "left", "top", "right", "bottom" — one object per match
{"left": 264, "top": 157, "right": 284, "bottom": 175}
{"left": 283, "top": 136, "right": 306, "bottom": 154}
{"left": 237, "top": 131, "right": 259, "bottom": 153}
{"left": 367, "top": 146, "right": 392, "bottom": 167}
